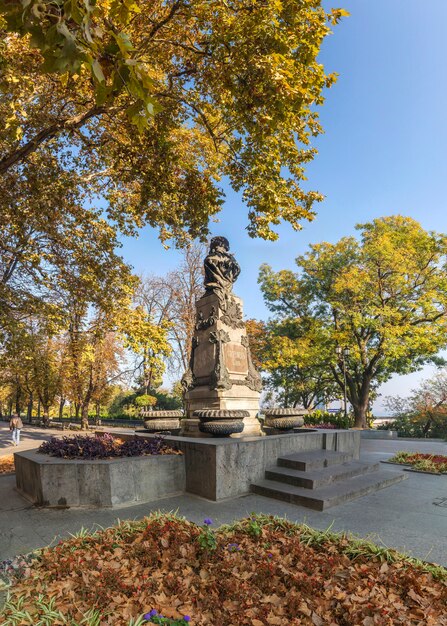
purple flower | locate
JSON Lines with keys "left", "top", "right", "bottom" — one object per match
{"left": 267, "top": 553, "right": 273, "bottom": 559}
{"left": 144, "top": 609, "right": 158, "bottom": 619}
{"left": 183, "top": 617, "right": 191, "bottom": 623}
{"left": 227, "top": 543, "right": 241, "bottom": 552}
{"left": 203, "top": 518, "right": 213, "bottom": 526}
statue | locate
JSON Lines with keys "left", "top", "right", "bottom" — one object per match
{"left": 204, "top": 236, "right": 240, "bottom": 301}
{"left": 181, "top": 234, "right": 262, "bottom": 437}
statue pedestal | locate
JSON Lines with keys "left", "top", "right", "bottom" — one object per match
{"left": 182, "top": 292, "right": 262, "bottom": 437}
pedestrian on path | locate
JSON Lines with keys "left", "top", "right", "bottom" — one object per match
{"left": 9, "top": 414, "right": 23, "bottom": 446}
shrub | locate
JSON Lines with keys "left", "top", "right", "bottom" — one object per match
{"left": 135, "top": 394, "right": 158, "bottom": 409}
{"left": 38, "top": 434, "right": 181, "bottom": 460}
{"left": 305, "top": 409, "right": 353, "bottom": 430}
{"left": 378, "top": 415, "right": 447, "bottom": 438}
{"left": 303, "top": 422, "right": 337, "bottom": 429}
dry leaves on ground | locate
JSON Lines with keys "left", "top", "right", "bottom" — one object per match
{"left": 1, "top": 515, "right": 446, "bottom": 625}
{"left": 0, "top": 455, "right": 15, "bottom": 474}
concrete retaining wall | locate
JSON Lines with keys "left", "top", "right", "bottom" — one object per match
{"left": 14, "top": 450, "right": 185, "bottom": 508}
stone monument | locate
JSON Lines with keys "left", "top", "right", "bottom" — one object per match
{"left": 181, "top": 236, "right": 262, "bottom": 436}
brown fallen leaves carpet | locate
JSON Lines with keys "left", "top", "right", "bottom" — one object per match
{"left": 1, "top": 515, "right": 446, "bottom": 625}
{"left": 0, "top": 455, "right": 14, "bottom": 475}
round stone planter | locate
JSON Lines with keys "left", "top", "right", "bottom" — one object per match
{"left": 263, "top": 408, "right": 306, "bottom": 432}
{"left": 142, "top": 410, "right": 183, "bottom": 433}
{"left": 194, "top": 409, "right": 249, "bottom": 437}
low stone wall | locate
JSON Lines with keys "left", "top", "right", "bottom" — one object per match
{"left": 360, "top": 429, "right": 398, "bottom": 439}
{"left": 14, "top": 450, "right": 185, "bottom": 508}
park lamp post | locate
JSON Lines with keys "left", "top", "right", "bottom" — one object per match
{"left": 335, "top": 346, "right": 350, "bottom": 418}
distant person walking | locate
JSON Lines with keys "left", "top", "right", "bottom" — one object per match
{"left": 9, "top": 414, "right": 23, "bottom": 446}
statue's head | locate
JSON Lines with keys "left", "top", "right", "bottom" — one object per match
{"left": 209, "top": 236, "right": 230, "bottom": 253}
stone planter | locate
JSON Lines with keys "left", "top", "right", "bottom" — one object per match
{"left": 14, "top": 450, "right": 185, "bottom": 508}
{"left": 263, "top": 408, "right": 306, "bottom": 433}
{"left": 195, "top": 409, "right": 249, "bottom": 437}
{"left": 142, "top": 410, "right": 183, "bottom": 433}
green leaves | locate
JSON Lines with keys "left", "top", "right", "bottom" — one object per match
{"left": 0, "top": 0, "right": 348, "bottom": 240}
{"left": 259, "top": 216, "right": 447, "bottom": 426}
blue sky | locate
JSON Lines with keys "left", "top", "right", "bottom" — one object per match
{"left": 119, "top": 0, "right": 447, "bottom": 412}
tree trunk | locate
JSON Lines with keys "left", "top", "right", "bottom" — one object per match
{"left": 27, "top": 393, "right": 33, "bottom": 423}
{"left": 42, "top": 404, "right": 50, "bottom": 427}
{"left": 74, "top": 403, "right": 80, "bottom": 419}
{"left": 37, "top": 400, "right": 41, "bottom": 420}
{"left": 344, "top": 374, "right": 372, "bottom": 429}
{"left": 15, "top": 379, "right": 22, "bottom": 415}
{"left": 352, "top": 403, "right": 368, "bottom": 429}
{"left": 80, "top": 402, "right": 90, "bottom": 430}
{"left": 422, "top": 416, "right": 432, "bottom": 437}
{"left": 59, "top": 397, "right": 65, "bottom": 420}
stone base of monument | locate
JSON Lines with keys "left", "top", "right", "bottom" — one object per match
{"left": 90, "top": 428, "right": 405, "bottom": 508}
{"left": 163, "top": 429, "right": 364, "bottom": 501}
{"left": 183, "top": 384, "right": 262, "bottom": 437}
{"left": 182, "top": 290, "right": 263, "bottom": 437}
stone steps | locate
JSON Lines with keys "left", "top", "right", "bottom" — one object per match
{"left": 277, "top": 449, "right": 354, "bottom": 471}
{"left": 265, "top": 460, "right": 380, "bottom": 490}
{"left": 251, "top": 449, "right": 407, "bottom": 510}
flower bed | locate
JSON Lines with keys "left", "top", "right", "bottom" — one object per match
{"left": 303, "top": 423, "right": 337, "bottom": 429}
{"left": 387, "top": 451, "right": 447, "bottom": 474}
{"left": 1, "top": 514, "right": 446, "bottom": 625}
{"left": 0, "top": 454, "right": 15, "bottom": 475}
{"left": 38, "top": 433, "right": 182, "bottom": 459}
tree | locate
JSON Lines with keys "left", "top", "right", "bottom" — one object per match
{"left": 28, "top": 325, "right": 62, "bottom": 424}
{"left": 0, "top": 147, "right": 137, "bottom": 339}
{"left": 385, "top": 370, "right": 447, "bottom": 438}
{"left": 135, "top": 243, "right": 205, "bottom": 378}
{"left": 259, "top": 216, "right": 447, "bottom": 427}
{"left": 1, "top": 1, "right": 348, "bottom": 241}
{"left": 63, "top": 307, "right": 126, "bottom": 429}
{"left": 167, "top": 243, "right": 205, "bottom": 373}
{"left": 246, "top": 317, "right": 337, "bottom": 410}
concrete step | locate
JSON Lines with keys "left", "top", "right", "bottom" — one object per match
{"left": 250, "top": 470, "right": 407, "bottom": 511}
{"left": 265, "top": 460, "right": 380, "bottom": 490}
{"left": 277, "top": 449, "right": 354, "bottom": 471}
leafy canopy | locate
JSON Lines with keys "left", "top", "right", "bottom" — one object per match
{"left": 0, "top": 0, "right": 348, "bottom": 240}
{"left": 259, "top": 216, "right": 447, "bottom": 425}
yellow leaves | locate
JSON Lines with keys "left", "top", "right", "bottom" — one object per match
{"left": 330, "top": 8, "right": 350, "bottom": 25}
{"left": 1, "top": 0, "right": 344, "bottom": 242}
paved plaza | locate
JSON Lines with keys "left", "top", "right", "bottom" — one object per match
{"left": 0, "top": 425, "right": 446, "bottom": 567}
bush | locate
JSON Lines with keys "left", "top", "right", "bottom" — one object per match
{"left": 378, "top": 415, "right": 447, "bottom": 438}
{"left": 305, "top": 409, "right": 353, "bottom": 430}
{"left": 135, "top": 394, "right": 157, "bottom": 409}
{"left": 38, "top": 433, "right": 181, "bottom": 459}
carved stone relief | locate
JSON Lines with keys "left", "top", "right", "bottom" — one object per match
{"left": 181, "top": 336, "right": 199, "bottom": 392}
{"left": 220, "top": 295, "right": 245, "bottom": 329}
{"left": 241, "top": 335, "right": 263, "bottom": 392}
{"left": 195, "top": 306, "right": 216, "bottom": 331}
{"left": 209, "top": 329, "right": 232, "bottom": 390}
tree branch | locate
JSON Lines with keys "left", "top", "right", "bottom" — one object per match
{"left": 0, "top": 106, "right": 104, "bottom": 175}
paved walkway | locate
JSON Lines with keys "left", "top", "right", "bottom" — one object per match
{"left": 0, "top": 425, "right": 446, "bottom": 567}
